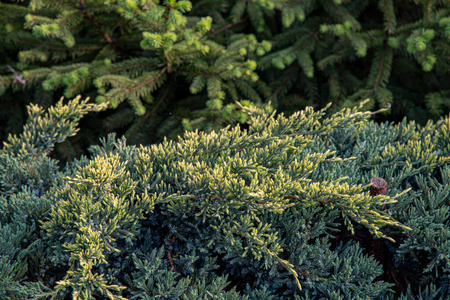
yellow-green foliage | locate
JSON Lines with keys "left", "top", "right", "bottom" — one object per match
{"left": 1, "top": 98, "right": 450, "bottom": 298}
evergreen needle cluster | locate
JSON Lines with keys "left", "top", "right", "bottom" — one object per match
{"left": 1, "top": 97, "right": 449, "bottom": 299}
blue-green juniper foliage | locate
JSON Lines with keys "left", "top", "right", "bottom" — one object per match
{"left": 1, "top": 97, "right": 450, "bottom": 299}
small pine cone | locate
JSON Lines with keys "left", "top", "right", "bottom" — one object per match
{"left": 370, "top": 177, "right": 387, "bottom": 196}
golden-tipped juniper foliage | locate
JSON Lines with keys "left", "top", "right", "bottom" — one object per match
{"left": 1, "top": 98, "right": 449, "bottom": 299}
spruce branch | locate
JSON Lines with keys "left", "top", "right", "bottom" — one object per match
{"left": 207, "top": 17, "right": 248, "bottom": 38}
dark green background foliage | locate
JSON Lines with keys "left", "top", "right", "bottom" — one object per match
{"left": 1, "top": 0, "right": 450, "bottom": 162}
{"left": 1, "top": 98, "right": 450, "bottom": 299}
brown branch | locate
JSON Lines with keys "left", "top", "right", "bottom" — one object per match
{"left": 326, "top": 0, "right": 358, "bottom": 29}
{"left": 207, "top": 18, "right": 248, "bottom": 38}
{"left": 316, "top": 198, "right": 331, "bottom": 204}
{"left": 16, "top": 40, "right": 102, "bottom": 51}
{"left": 70, "top": 79, "right": 84, "bottom": 93}
{"left": 373, "top": 45, "right": 387, "bottom": 91}
{"left": 106, "top": 63, "right": 156, "bottom": 74}
{"left": 174, "top": 70, "right": 207, "bottom": 76}
{"left": 130, "top": 68, "right": 167, "bottom": 91}
{"left": 102, "top": 69, "right": 166, "bottom": 108}
{"left": 78, "top": 0, "right": 127, "bottom": 58}
{"left": 127, "top": 85, "right": 170, "bottom": 141}
{"left": 80, "top": 0, "right": 114, "bottom": 45}
{"left": 167, "top": 235, "right": 178, "bottom": 273}
{"left": 150, "top": 86, "right": 170, "bottom": 115}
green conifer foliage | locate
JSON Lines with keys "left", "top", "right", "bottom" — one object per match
{"left": 1, "top": 98, "right": 449, "bottom": 299}
{"left": 192, "top": 0, "right": 450, "bottom": 121}
{"left": 0, "top": 0, "right": 268, "bottom": 149}
{"left": 0, "top": 96, "right": 105, "bottom": 299}
{"left": 2, "top": 0, "right": 450, "bottom": 160}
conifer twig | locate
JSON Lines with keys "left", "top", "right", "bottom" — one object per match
{"left": 80, "top": 0, "right": 114, "bottom": 45}
{"left": 373, "top": 45, "right": 387, "bottom": 91}
{"left": 130, "top": 68, "right": 167, "bottom": 91}
{"left": 207, "top": 18, "right": 248, "bottom": 38}
{"left": 167, "top": 235, "right": 179, "bottom": 273}
{"left": 127, "top": 86, "right": 170, "bottom": 141}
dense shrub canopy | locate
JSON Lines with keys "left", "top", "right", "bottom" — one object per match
{"left": 0, "top": 98, "right": 449, "bottom": 299}
{"left": 1, "top": 0, "right": 450, "bottom": 298}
